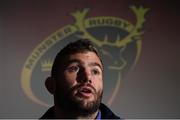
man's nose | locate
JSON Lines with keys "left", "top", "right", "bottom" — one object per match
{"left": 77, "top": 68, "right": 92, "bottom": 84}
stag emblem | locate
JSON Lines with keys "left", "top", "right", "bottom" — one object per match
{"left": 71, "top": 6, "right": 149, "bottom": 71}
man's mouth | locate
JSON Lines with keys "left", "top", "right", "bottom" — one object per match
{"left": 77, "top": 87, "right": 94, "bottom": 98}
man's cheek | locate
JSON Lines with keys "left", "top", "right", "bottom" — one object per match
{"left": 63, "top": 78, "right": 76, "bottom": 88}
{"left": 97, "top": 82, "right": 103, "bottom": 92}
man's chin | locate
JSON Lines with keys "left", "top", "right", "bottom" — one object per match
{"left": 55, "top": 88, "right": 102, "bottom": 114}
{"left": 75, "top": 101, "right": 99, "bottom": 113}
{"left": 70, "top": 95, "right": 100, "bottom": 113}
{"left": 74, "top": 94, "right": 95, "bottom": 102}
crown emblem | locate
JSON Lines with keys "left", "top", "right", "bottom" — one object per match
{"left": 41, "top": 59, "right": 53, "bottom": 71}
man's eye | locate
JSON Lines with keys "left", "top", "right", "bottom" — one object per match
{"left": 66, "top": 66, "right": 79, "bottom": 72}
{"left": 92, "top": 68, "right": 100, "bottom": 75}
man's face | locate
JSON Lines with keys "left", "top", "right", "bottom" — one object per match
{"left": 54, "top": 51, "right": 103, "bottom": 114}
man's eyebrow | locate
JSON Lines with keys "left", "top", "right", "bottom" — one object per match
{"left": 66, "top": 59, "right": 80, "bottom": 65}
{"left": 66, "top": 59, "right": 103, "bottom": 71}
{"left": 89, "top": 62, "right": 103, "bottom": 71}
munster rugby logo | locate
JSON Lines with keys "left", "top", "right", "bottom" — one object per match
{"left": 21, "top": 6, "right": 149, "bottom": 107}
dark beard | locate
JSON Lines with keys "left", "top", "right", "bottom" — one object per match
{"left": 54, "top": 83, "right": 103, "bottom": 116}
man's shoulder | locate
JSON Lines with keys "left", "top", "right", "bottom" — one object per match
{"left": 99, "top": 103, "right": 120, "bottom": 119}
{"left": 40, "top": 106, "right": 54, "bottom": 119}
{"left": 40, "top": 104, "right": 121, "bottom": 119}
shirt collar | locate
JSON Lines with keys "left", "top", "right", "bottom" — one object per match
{"left": 95, "top": 110, "right": 101, "bottom": 120}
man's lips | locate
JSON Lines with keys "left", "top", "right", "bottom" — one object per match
{"left": 77, "top": 86, "right": 95, "bottom": 98}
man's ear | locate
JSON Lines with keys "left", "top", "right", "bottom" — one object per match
{"left": 45, "top": 77, "right": 55, "bottom": 95}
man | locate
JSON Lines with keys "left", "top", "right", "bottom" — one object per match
{"left": 41, "top": 39, "right": 120, "bottom": 119}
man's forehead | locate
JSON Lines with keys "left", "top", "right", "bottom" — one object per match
{"left": 67, "top": 52, "right": 103, "bottom": 68}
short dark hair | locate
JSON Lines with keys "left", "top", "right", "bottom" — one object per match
{"left": 51, "top": 39, "right": 102, "bottom": 79}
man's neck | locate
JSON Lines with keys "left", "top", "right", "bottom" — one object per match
{"left": 54, "top": 106, "right": 99, "bottom": 119}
